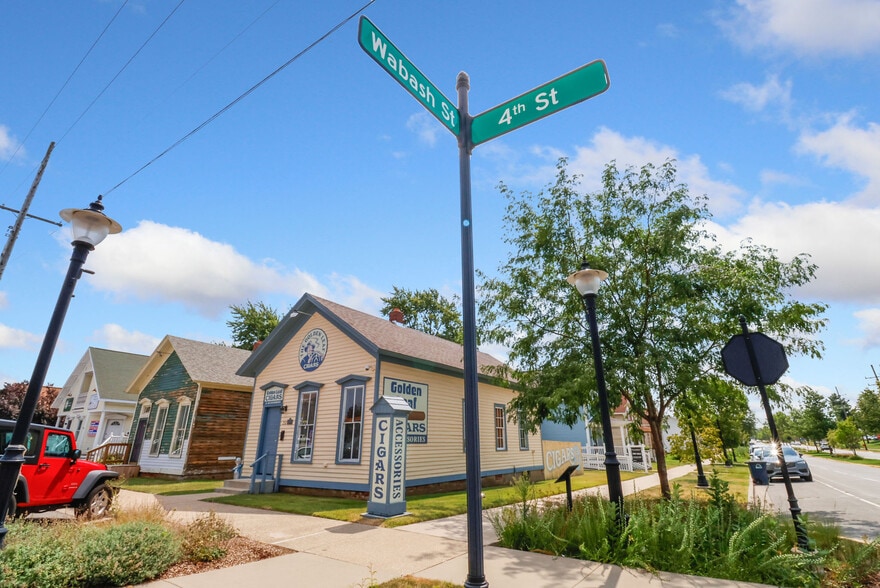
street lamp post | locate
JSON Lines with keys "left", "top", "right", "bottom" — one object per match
{"left": 0, "top": 196, "right": 121, "bottom": 547}
{"left": 567, "top": 260, "right": 624, "bottom": 516}
{"left": 689, "top": 421, "right": 709, "bottom": 488}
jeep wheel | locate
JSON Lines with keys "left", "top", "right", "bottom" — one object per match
{"left": 75, "top": 484, "right": 112, "bottom": 519}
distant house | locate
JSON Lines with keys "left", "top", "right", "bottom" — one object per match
{"left": 52, "top": 348, "right": 149, "bottom": 453}
{"left": 126, "top": 336, "right": 253, "bottom": 478}
{"left": 235, "top": 293, "right": 545, "bottom": 496}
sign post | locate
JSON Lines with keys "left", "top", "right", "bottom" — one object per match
{"left": 359, "top": 18, "right": 610, "bottom": 586}
{"left": 722, "top": 317, "right": 809, "bottom": 550}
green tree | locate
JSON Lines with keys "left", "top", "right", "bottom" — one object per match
{"left": 853, "top": 387, "right": 880, "bottom": 437}
{"left": 380, "top": 286, "right": 463, "bottom": 344}
{"left": 794, "top": 389, "right": 834, "bottom": 449}
{"left": 828, "top": 417, "right": 863, "bottom": 457}
{"left": 479, "top": 159, "right": 826, "bottom": 498}
{"left": 226, "top": 301, "right": 281, "bottom": 350}
{"left": 827, "top": 390, "right": 852, "bottom": 422}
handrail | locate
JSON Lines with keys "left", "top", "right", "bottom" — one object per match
{"left": 249, "top": 452, "right": 271, "bottom": 494}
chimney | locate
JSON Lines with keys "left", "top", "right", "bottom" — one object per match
{"left": 389, "top": 308, "right": 404, "bottom": 325}
{"left": 252, "top": 340, "right": 262, "bottom": 351}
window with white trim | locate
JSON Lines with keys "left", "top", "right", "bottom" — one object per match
{"left": 338, "top": 383, "right": 365, "bottom": 462}
{"left": 149, "top": 401, "right": 169, "bottom": 457}
{"left": 494, "top": 404, "right": 507, "bottom": 451}
{"left": 518, "top": 411, "right": 529, "bottom": 451}
{"left": 293, "top": 388, "right": 319, "bottom": 462}
{"left": 169, "top": 399, "right": 192, "bottom": 458}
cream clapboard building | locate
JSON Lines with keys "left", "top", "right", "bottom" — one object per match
{"left": 236, "top": 293, "right": 544, "bottom": 496}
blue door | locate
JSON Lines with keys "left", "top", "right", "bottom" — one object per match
{"left": 255, "top": 405, "right": 281, "bottom": 476}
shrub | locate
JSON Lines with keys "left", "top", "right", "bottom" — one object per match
{"left": 180, "top": 511, "right": 238, "bottom": 562}
{"left": 80, "top": 522, "right": 181, "bottom": 585}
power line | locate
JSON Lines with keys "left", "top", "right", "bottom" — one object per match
{"left": 57, "top": 0, "right": 187, "bottom": 146}
{"left": 0, "top": 0, "right": 129, "bottom": 182}
{"left": 103, "top": 0, "right": 376, "bottom": 197}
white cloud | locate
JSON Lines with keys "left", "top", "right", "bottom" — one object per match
{"left": 797, "top": 116, "right": 880, "bottom": 203}
{"left": 720, "top": 0, "right": 880, "bottom": 56}
{"left": 567, "top": 128, "right": 745, "bottom": 216}
{"left": 82, "top": 221, "right": 328, "bottom": 318}
{"left": 406, "top": 112, "right": 440, "bottom": 147}
{"left": 0, "top": 125, "right": 25, "bottom": 162}
{"left": 709, "top": 200, "right": 880, "bottom": 304}
{"left": 0, "top": 292, "right": 7, "bottom": 309}
{"left": 0, "top": 323, "right": 41, "bottom": 349}
{"left": 853, "top": 308, "right": 880, "bottom": 349}
{"left": 92, "top": 324, "right": 161, "bottom": 355}
{"left": 720, "top": 74, "right": 792, "bottom": 114}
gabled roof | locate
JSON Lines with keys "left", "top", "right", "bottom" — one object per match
{"left": 53, "top": 347, "right": 149, "bottom": 407}
{"left": 238, "top": 293, "right": 505, "bottom": 379}
{"left": 127, "top": 335, "right": 254, "bottom": 393}
{"left": 89, "top": 348, "right": 150, "bottom": 401}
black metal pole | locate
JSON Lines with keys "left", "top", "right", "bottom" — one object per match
{"left": 0, "top": 240, "right": 92, "bottom": 547}
{"left": 739, "top": 316, "right": 809, "bottom": 550}
{"left": 457, "top": 71, "right": 488, "bottom": 588}
{"left": 690, "top": 421, "right": 709, "bottom": 487}
{"left": 583, "top": 292, "right": 624, "bottom": 517}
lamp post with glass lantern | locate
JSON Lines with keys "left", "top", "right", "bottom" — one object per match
{"left": 0, "top": 196, "right": 121, "bottom": 547}
{"left": 567, "top": 260, "right": 624, "bottom": 515}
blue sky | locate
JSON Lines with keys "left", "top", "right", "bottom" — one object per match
{"left": 2, "top": 1, "right": 879, "bottom": 415}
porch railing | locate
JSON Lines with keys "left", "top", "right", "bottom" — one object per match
{"left": 86, "top": 442, "right": 131, "bottom": 464}
{"left": 581, "top": 444, "right": 652, "bottom": 472}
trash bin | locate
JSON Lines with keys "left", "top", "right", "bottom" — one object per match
{"left": 748, "top": 460, "right": 769, "bottom": 485}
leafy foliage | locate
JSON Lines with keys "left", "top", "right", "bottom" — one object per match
{"left": 491, "top": 472, "right": 862, "bottom": 587}
{"left": 479, "top": 159, "right": 827, "bottom": 497}
{"left": 828, "top": 417, "right": 863, "bottom": 456}
{"left": 853, "top": 387, "right": 880, "bottom": 437}
{"left": 226, "top": 300, "right": 281, "bottom": 350}
{"left": 0, "top": 381, "right": 59, "bottom": 424}
{"left": 380, "top": 286, "right": 463, "bottom": 344}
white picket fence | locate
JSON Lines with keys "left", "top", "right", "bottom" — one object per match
{"left": 582, "top": 444, "right": 652, "bottom": 472}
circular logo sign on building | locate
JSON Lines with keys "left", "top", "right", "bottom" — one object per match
{"left": 299, "top": 328, "right": 328, "bottom": 372}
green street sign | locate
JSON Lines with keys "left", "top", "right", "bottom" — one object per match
{"left": 471, "top": 60, "right": 609, "bottom": 146}
{"left": 358, "top": 16, "right": 459, "bottom": 137}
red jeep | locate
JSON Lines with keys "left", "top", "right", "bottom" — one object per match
{"left": 1, "top": 419, "right": 118, "bottom": 519}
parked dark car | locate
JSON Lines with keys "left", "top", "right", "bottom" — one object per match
{"left": 764, "top": 445, "right": 812, "bottom": 481}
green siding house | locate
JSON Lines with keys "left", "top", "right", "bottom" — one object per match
{"left": 126, "top": 335, "right": 254, "bottom": 478}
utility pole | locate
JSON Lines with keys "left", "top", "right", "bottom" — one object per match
{"left": 0, "top": 142, "right": 58, "bottom": 282}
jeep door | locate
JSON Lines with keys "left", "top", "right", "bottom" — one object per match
{"left": 28, "top": 432, "right": 80, "bottom": 505}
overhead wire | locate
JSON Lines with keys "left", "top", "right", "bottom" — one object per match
{"left": 103, "top": 0, "right": 377, "bottom": 197}
{"left": 0, "top": 0, "right": 130, "bottom": 183}
{"left": 57, "top": 0, "right": 187, "bottom": 146}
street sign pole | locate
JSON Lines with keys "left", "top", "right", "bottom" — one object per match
{"left": 737, "top": 317, "right": 809, "bottom": 551}
{"left": 360, "top": 20, "right": 611, "bottom": 585}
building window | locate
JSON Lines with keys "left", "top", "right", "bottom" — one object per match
{"left": 518, "top": 412, "right": 529, "bottom": 451}
{"left": 293, "top": 388, "right": 319, "bottom": 463}
{"left": 149, "top": 402, "right": 169, "bottom": 457}
{"left": 337, "top": 383, "right": 365, "bottom": 462}
{"left": 494, "top": 404, "right": 507, "bottom": 451}
{"left": 169, "top": 399, "right": 192, "bottom": 458}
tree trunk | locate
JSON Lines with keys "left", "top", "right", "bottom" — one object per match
{"left": 648, "top": 416, "right": 670, "bottom": 498}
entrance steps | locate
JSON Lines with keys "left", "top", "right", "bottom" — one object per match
{"left": 216, "top": 478, "right": 276, "bottom": 494}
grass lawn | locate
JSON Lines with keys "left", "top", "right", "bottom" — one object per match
{"left": 633, "top": 462, "right": 751, "bottom": 502}
{"left": 803, "top": 449, "right": 880, "bottom": 466}
{"left": 119, "top": 477, "right": 224, "bottom": 495}
{"left": 190, "top": 468, "right": 654, "bottom": 527}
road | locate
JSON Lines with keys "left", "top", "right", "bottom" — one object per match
{"left": 754, "top": 451, "right": 880, "bottom": 540}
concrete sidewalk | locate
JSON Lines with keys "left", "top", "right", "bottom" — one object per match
{"left": 137, "top": 466, "right": 772, "bottom": 588}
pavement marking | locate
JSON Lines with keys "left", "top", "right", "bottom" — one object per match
{"left": 815, "top": 479, "right": 880, "bottom": 510}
